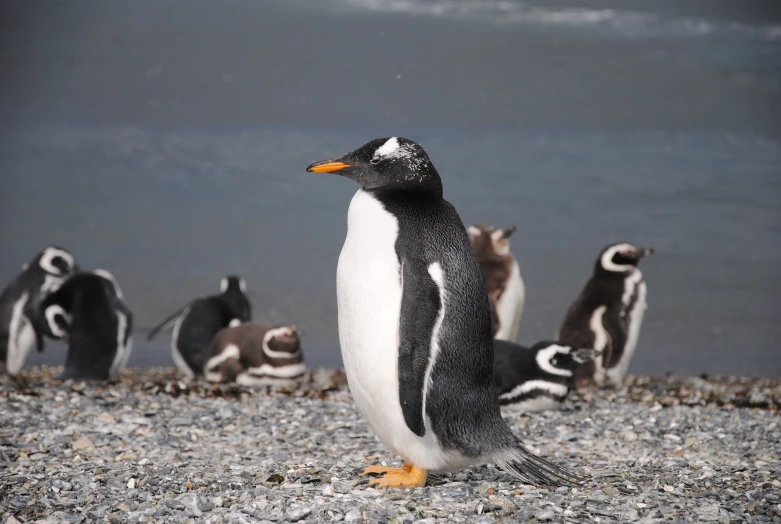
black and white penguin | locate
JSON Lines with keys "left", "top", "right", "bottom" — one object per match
{"left": 306, "top": 137, "right": 577, "bottom": 488}
{"left": 39, "top": 269, "right": 133, "bottom": 380}
{"left": 468, "top": 224, "right": 526, "bottom": 341}
{"left": 147, "top": 275, "right": 252, "bottom": 379}
{"left": 204, "top": 323, "right": 306, "bottom": 387}
{"left": 0, "top": 246, "right": 78, "bottom": 375}
{"left": 493, "top": 340, "right": 600, "bottom": 412}
{"left": 557, "top": 242, "right": 654, "bottom": 388}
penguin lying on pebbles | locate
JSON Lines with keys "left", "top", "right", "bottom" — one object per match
{"left": 39, "top": 269, "right": 133, "bottom": 380}
{"left": 306, "top": 137, "right": 578, "bottom": 488}
{"left": 0, "top": 246, "right": 79, "bottom": 375}
{"left": 493, "top": 340, "right": 600, "bottom": 412}
{"left": 558, "top": 242, "right": 654, "bottom": 388}
{"left": 468, "top": 224, "right": 525, "bottom": 341}
{"left": 204, "top": 323, "right": 306, "bottom": 387}
{"left": 148, "top": 275, "right": 252, "bottom": 380}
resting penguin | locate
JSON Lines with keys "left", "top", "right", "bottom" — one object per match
{"left": 39, "top": 269, "right": 133, "bottom": 380}
{"left": 204, "top": 323, "right": 306, "bottom": 387}
{"left": 0, "top": 246, "right": 78, "bottom": 375}
{"left": 557, "top": 241, "right": 654, "bottom": 388}
{"left": 493, "top": 340, "right": 600, "bottom": 413}
{"left": 147, "top": 275, "right": 251, "bottom": 379}
{"left": 306, "top": 137, "right": 577, "bottom": 488}
{"left": 468, "top": 224, "right": 526, "bottom": 342}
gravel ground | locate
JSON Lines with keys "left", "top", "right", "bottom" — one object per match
{"left": 1, "top": 367, "right": 779, "bottom": 523}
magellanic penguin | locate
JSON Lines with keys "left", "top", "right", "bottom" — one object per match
{"left": 0, "top": 246, "right": 79, "bottom": 375}
{"left": 557, "top": 242, "right": 654, "bottom": 388}
{"left": 147, "top": 275, "right": 251, "bottom": 380}
{"left": 39, "top": 269, "right": 133, "bottom": 380}
{"left": 468, "top": 224, "right": 526, "bottom": 341}
{"left": 204, "top": 323, "right": 306, "bottom": 387}
{"left": 493, "top": 340, "right": 600, "bottom": 413}
{"left": 306, "top": 137, "right": 578, "bottom": 488}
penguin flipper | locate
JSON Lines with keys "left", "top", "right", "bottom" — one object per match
{"left": 147, "top": 307, "right": 184, "bottom": 340}
{"left": 600, "top": 306, "right": 625, "bottom": 368}
{"left": 397, "top": 258, "right": 442, "bottom": 438}
{"left": 495, "top": 439, "right": 583, "bottom": 486}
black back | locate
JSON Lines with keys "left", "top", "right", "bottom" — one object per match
{"left": 39, "top": 272, "right": 132, "bottom": 380}
{"left": 171, "top": 276, "right": 252, "bottom": 375}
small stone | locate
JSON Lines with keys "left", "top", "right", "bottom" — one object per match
{"left": 685, "top": 437, "right": 697, "bottom": 446}
{"left": 602, "top": 486, "right": 620, "bottom": 497}
{"left": 166, "top": 499, "right": 186, "bottom": 511}
{"left": 17, "top": 452, "right": 29, "bottom": 462}
{"left": 170, "top": 417, "right": 192, "bottom": 426}
{"left": 72, "top": 437, "right": 95, "bottom": 450}
{"left": 6, "top": 517, "right": 22, "bottom": 524}
{"left": 29, "top": 452, "right": 46, "bottom": 461}
{"left": 331, "top": 480, "right": 351, "bottom": 494}
{"left": 98, "top": 413, "right": 115, "bottom": 424}
{"left": 212, "top": 497, "right": 223, "bottom": 507}
{"left": 127, "top": 478, "right": 136, "bottom": 489}
{"left": 344, "top": 509, "right": 362, "bottom": 522}
{"left": 287, "top": 507, "right": 312, "bottom": 521}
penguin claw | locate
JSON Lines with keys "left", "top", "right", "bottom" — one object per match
{"left": 365, "top": 464, "right": 429, "bottom": 489}
{"left": 361, "top": 463, "right": 411, "bottom": 477}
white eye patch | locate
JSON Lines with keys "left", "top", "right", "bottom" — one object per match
{"left": 374, "top": 137, "right": 400, "bottom": 159}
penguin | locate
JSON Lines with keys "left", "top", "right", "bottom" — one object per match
{"left": 147, "top": 275, "right": 252, "bottom": 379}
{"left": 306, "top": 137, "right": 577, "bottom": 488}
{"left": 0, "top": 246, "right": 78, "bottom": 375}
{"left": 493, "top": 340, "right": 600, "bottom": 413}
{"left": 204, "top": 323, "right": 306, "bottom": 387}
{"left": 39, "top": 269, "right": 133, "bottom": 380}
{"left": 557, "top": 242, "right": 654, "bottom": 388}
{"left": 468, "top": 224, "right": 526, "bottom": 341}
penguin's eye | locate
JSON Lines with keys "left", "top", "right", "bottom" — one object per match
{"left": 551, "top": 357, "right": 559, "bottom": 367}
{"left": 370, "top": 157, "right": 380, "bottom": 165}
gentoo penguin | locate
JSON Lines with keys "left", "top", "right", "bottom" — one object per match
{"left": 493, "top": 340, "right": 600, "bottom": 412}
{"left": 557, "top": 242, "right": 654, "bottom": 388}
{"left": 0, "top": 246, "right": 78, "bottom": 375}
{"left": 39, "top": 269, "right": 133, "bottom": 380}
{"left": 147, "top": 275, "right": 251, "bottom": 379}
{"left": 306, "top": 137, "right": 577, "bottom": 488}
{"left": 204, "top": 323, "right": 306, "bottom": 387}
{"left": 468, "top": 224, "right": 526, "bottom": 341}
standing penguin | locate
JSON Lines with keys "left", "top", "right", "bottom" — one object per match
{"left": 493, "top": 340, "right": 599, "bottom": 412}
{"left": 204, "top": 323, "right": 306, "bottom": 387}
{"left": 39, "top": 269, "right": 133, "bottom": 380}
{"left": 147, "top": 275, "right": 251, "bottom": 379}
{"left": 557, "top": 242, "right": 654, "bottom": 388}
{"left": 306, "top": 137, "right": 576, "bottom": 488}
{"left": 0, "top": 246, "right": 78, "bottom": 375}
{"left": 468, "top": 224, "right": 526, "bottom": 341}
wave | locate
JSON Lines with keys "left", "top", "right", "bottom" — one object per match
{"left": 323, "top": 0, "right": 781, "bottom": 41}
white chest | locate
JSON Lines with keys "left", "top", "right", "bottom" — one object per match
{"left": 607, "top": 273, "right": 647, "bottom": 386}
{"left": 494, "top": 259, "right": 525, "bottom": 342}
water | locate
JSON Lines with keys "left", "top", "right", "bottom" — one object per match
{"left": 1, "top": 0, "right": 780, "bottom": 376}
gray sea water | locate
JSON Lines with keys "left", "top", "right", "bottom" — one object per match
{"left": 1, "top": 0, "right": 780, "bottom": 376}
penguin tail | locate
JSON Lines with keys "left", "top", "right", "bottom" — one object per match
{"left": 493, "top": 440, "right": 584, "bottom": 487}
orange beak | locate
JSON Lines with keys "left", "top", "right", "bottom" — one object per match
{"left": 305, "top": 160, "right": 352, "bottom": 173}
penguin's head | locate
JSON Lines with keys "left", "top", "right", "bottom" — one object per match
{"left": 597, "top": 242, "right": 654, "bottom": 275}
{"left": 220, "top": 275, "right": 252, "bottom": 321}
{"left": 306, "top": 137, "right": 443, "bottom": 194}
{"left": 263, "top": 325, "right": 302, "bottom": 356}
{"left": 532, "top": 341, "right": 601, "bottom": 378}
{"left": 467, "top": 224, "right": 517, "bottom": 260}
{"left": 33, "top": 246, "right": 79, "bottom": 277}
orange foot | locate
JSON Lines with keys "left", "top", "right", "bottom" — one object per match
{"left": 361, "top": 461, "right": 428, "bottom": 488}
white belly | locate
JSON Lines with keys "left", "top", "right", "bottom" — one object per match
{"left": 7, "top": 293, "right": 35, "bottom": 375}
{"left": 109, "top": 310, "right": 132, "bottom": 379}
{"left": 500, "top": 396, "right": 561, "bottom": 415}
{"left": 171, "top": 306, "right": 195, "bottom": 379}
{"left": 606, "top": 279, "right": 647, "bottom": 387}
{"left": 337, "top": 190, "right": 452, "bottom": 470}
{"left": 494, "top": 259, "right": 525, "bottom": 342}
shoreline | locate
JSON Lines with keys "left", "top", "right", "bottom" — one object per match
{"left": 2, "top": 368, "right": 779, "bottom": 522}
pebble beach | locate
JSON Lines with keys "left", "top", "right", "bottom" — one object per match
{"left": 1, "top": 368, "right": 779, "bottom": 523}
